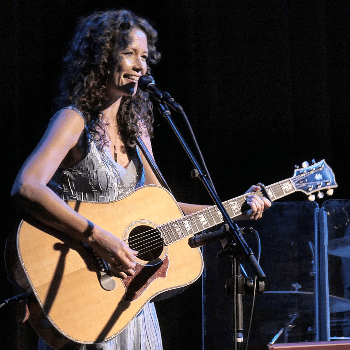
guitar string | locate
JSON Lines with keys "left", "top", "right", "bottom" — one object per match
{"left": 127, "top": 191, "right": 255, "bottom": 243}
{"left": 129, "top": 233, "right": 163, "bottom": 253}
{"left": 126, "top": 191, "right": 263, "bottom": 256}
{"left": 126, "top": 173, "right": 330, "bottom": 256}
{"left": 128, "top": 186, "right": 273, "bottom": 255}
{"left": 130, "top": 188, "right": 281, "bottom": 256}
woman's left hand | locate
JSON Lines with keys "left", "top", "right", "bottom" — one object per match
{"left": 243, "top": 185, "right": 271, "bottom": 220}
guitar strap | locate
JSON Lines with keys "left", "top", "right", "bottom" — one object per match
{"left": 136, "top": 136, "right": 172, "bottom": 194}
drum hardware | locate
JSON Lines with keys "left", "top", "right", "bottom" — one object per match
{"left": 263, "top": 290, "right": 350, "bottom": 313}
{"left": 269, "top": 313, "right": 298, "bottom": 345}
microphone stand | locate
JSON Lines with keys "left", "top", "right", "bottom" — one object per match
{"left": 157, "top": 101, "right": 266, "bottom": 349}
{"left": 217, "top": 226, "right": 265, "bottom": 350}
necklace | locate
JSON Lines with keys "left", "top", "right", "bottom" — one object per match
{"left": 112, "top": 131, "right": 128, "bottom": 162}
{"left": 113, "top": 143, "right": 118, "bottom": 162}
{"left": 100, "top": 112, "right": 129, "bottom": 166}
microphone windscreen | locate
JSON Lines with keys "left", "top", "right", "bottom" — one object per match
{"left": 138, "top": 75, "right": 155, "bottom": 91}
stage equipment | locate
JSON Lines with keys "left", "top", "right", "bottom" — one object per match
{"left": 268, "top": 340, "right": 350, "bottom": 349}
{"left": 203, "top": 201, "right": 319, "bottom": 348}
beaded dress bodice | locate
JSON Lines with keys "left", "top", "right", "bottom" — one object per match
{"left": 48, "top": 107, "right": 145, "bottom": 202}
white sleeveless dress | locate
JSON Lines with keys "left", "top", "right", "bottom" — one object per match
{"left": 40, "top": 107, "right": 163, "bottom": 350}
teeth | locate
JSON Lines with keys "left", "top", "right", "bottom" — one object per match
{"left": 126, "top": 75, "right": 139, "bottom": 81}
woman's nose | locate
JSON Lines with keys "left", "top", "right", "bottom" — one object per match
{"left": 134, "top": 56, "right": 146, "bottom": 73}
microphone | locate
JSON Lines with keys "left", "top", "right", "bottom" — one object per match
{"left": 188, "top": 226, "right": 256, "bottom": 248}
{"left": 188, "top": 225, "right": 231, "bottom": 248}
{"left": 138, "top": 75, "right": 183, "bottom": 112}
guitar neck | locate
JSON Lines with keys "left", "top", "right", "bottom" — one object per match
{"left": 158, "top": 178, "right": 295, "bottom": 245}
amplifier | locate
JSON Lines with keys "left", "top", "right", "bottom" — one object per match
{"left": 268, "top": 341, "right": 350, "bottom": 349}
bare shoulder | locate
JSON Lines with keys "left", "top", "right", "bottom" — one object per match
{"left": 49, "top": 107, "right": 85, "bottom": 131}
{"left": 31, "top": 107, "right": 87, "bottom": 158}
{"left": 43, "top": 108, "right": 86, "bottom": 146}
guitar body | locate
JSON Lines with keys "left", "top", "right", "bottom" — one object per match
{"left": 9, "top": 185, "right": 204, "bottom": 347}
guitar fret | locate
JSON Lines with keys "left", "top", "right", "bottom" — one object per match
{"left": 182, "top": 219, "right": 195, "bottom": 236}
{"left": 178, "top": 221, "right": 187, "bottom": 240}
{"left": 160, "top": 217, "right": 197, "bottom": 245}
{"left": 158, "top": 224, "right": 170, "bottom": 245}
{"left": 188, "top": 217, "right": 199, "bottom": 235}
{"left": 179, "top": 221, "right": 190, "bottom": 238}
{"left": 195, "top": 213, "right": 210, "bottom": 231}
{"left": 163, "top": 223, "right": 177, "bottom": 244}
{"left": 267, "top": 179, "right": 295, "bottom": 200}
{"left": 172, "top": 222, "right": 182, "bottom": 241}
{"left": 188, "top": 215, "right": 201, "bottom": 233}
{"left": 266, "top": 186, "right": 277, "bottom": 201}
{"left": 206, "top": 208, "right": 218, "bottom": 226}
{"left": 171, "top": 224, "right": 180, "bottom": 242}
{"left": 224, "top": 197, "right": 245, "bottom": 219}
{"left": 268, "top": 184, "right": 284, "bottom": 200}
{"left": 198, "top": 213, "right": 209, "bottom": 229}
{"left": 211, "top": 208, "right": 223, "bottom": 224}
{"left": 205, "top": 210, "right": 217, "bottom": 227}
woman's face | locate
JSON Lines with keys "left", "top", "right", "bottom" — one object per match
{"left": 107, "top": 28, "right": 148, "bottom": 99}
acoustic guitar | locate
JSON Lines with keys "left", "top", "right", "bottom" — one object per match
{"left": 6, "top": 159, "right": 337, "bottom": 348}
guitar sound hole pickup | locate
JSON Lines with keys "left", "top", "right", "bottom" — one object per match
{"left": 93, "top": 253, "right": 117, "bottom": 291}
{"left": 84, "top": 243, "right": 117, "bottom": 291}
{"left": 98, "top": 270, "right": 117, "bottom": 291}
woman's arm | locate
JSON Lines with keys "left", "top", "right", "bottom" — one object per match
{"left": 11, "top": 109, "right": 137, "bottom": 278}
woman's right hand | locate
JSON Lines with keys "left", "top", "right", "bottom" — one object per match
{"left": 88, "top": 225, "right": 138, "bottom": 279}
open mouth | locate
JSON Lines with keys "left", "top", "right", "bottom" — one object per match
{"left": 124, "top": 75, "right": 139, "bottom": 82}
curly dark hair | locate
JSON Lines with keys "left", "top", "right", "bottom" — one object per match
{"left": 54, "top": 9, "right": 161, "bottom": 146}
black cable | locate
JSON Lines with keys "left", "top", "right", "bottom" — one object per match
{"left": 0, "top": 293, "right": 27, "bottom": 309}
{"left": 244, "top": 227, "right": 261, "bottom": 350}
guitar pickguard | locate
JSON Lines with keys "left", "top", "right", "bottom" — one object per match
{"left": 122, "top": 257, "right": 169, "bottom": 301}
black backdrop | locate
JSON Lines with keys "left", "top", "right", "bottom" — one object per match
{"left": 1, "top": 1, "right": 350, "bottom": 349}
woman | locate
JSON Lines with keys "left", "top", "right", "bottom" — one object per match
{"left": 10, "top": 9, "right": 270, "bottom": 350}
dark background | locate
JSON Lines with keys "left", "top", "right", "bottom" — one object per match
{"left": 1, "top": 0, "right": 350, "bottom": 349}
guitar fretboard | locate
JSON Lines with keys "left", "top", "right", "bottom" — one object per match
{"left": 158, "top": 178, "right": 296, "bottom": 245}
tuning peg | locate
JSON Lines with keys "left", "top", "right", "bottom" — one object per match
{"left": 294, "top": 164, "right": 300, "bottom": 169}
{"left": 317, "top": 192, "right": 324, "bottom": 199}
{"left": 326, "top": 189, "right": 334, "bottom": 196}
{"left": 302, "top": 161, "right": 309, "bottom": 168}
{"left": 312, "top": 159, "right": 316, "bottom": 164}
{"left": 308, "top": 194, "right": 315, "bottom": 201}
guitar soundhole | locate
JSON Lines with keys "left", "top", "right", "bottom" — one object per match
{"left": 128, "top": 225, "right": 164, "bottom": 262}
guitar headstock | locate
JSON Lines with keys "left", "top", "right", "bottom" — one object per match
{"left": 292, "top": 159, "right": 338, "bottom": 201}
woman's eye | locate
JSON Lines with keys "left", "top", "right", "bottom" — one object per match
{"left": 120, "top": 50, "right": 133, "bottom": 57}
